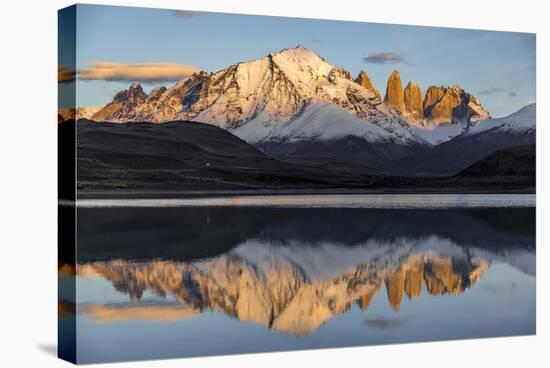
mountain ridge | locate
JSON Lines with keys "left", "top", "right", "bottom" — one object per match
{"left": 71, "top": 46, "right": 535, "bottom": 180}
{"left": 90, "top": 46, "right": 490, "bottom": 147}
{"left": 387, "top": 104, "right": 536, "bottom": 176}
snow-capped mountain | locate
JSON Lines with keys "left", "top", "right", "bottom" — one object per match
{"left": 92, "top": 46, "right": 431, "bottom": 146}
{"left": 91, "top": 46, "right": 494, "bottom": 149}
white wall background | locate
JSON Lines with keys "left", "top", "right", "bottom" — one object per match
{"left": 0, "top": 0, "right": 547, "bottom": 367}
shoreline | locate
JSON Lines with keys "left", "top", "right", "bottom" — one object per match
{"left": 74, "top": 187, "right": 536, "bottom": 200}
{"left": 60, "top": 192, "right": 536, "bottom": 209}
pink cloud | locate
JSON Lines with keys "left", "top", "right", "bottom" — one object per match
{"left": 79, "top": 61, "right": 201, "bottom": 82}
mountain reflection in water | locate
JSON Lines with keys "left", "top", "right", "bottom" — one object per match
{"left": 77, "top": 250, "right": 488, "bottom": 335}
{"left": 62, "top": 204, "right": 535, "bottom": 362}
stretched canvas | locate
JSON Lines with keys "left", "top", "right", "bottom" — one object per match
{"left": 58, "top": 4, "right": 536, "bottom": 364}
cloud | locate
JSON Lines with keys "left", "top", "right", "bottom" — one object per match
{"left": 478, "top": 87, "right": 518, "bottom": 99}
{"left": 171, "top": 10, "right": 201, "bottom": 17}
{"left": 479, "top": 87, "right": 504, "bottom": 95}
{"left": 362, "top": 52, "right": 411, "bottom": 65}
{"left": 78, "top": 62, "right": 201, "bottom": 83}
{"left": 311, "top": 38, "right": 323, "bottom": 43}
{"left": 80, "top": 304, "right": 197, "bottom": 322}
{"left": 479, "top": 284, "right": 500, "bottom": 294}
{"left": 364, "top": 316, "right": 410, "bottom": 330}
{"left": 58, "top": 64, "right": 75, "bottom": 83}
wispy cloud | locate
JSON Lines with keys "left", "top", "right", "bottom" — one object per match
{"left": 78, "top": 62, "right": 201, "bottom": 83}
{"left": 171, "top": 10, "right": 201, "bottom": 18}
{"left": 479, "top": 87, "right": 518, "bottom": 99}
{"left": 311, "top": 38, "right": 323, "bottom": 43}
{"left": 479, "top": 87, "right": 504, "bottom": 96}
{"left": 58, "top": 64, "right": 75, "bottom": 83}
{"left": 362, "top": 52, "right": 411, "bottom": 66}
{"left": 364, "top": 315, "right": 411, "bottom": 330}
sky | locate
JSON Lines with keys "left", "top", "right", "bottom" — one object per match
{"left": 59, "top": 4, "right": 536, "bottom": 117}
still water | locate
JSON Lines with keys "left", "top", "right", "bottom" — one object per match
{"left": 59, "top": 195, "right": 536, "bottom": 363}
{"left": 75, "top": 193, "right": 536, "bottom": 208}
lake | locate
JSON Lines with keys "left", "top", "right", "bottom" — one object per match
{"left": 59, "top": 194, "right": 536, "bottom": 363}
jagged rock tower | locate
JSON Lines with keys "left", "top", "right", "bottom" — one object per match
{"left": 355, "top": 70, "right": 382, "bottom": 101}
{"left": 404, "top": 82, "right": 423, "bottom": 124}
{"left": 384, "top": 70, "right": 405, "bottom": 112}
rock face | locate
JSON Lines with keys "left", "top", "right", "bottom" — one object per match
{"left": 383, "top": 70, "right": 405, "bottom": 112}
{"left": 423, "top": 85, "right": 491, "bottom": 126}
{"left": 355, "top": 70, "right": 381, "bottom": 102}
{"left": 423, "top": 86, "right": 446, "bottom": 116}
{"left": 92, "top": 83, "right": 148, "bottom": 122}
{"left": 403, "top": 82, "right": 423, "bottom": 125}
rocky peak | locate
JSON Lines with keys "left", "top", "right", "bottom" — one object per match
{"left": 384, "top": 70, "right": 405, "bottom": 112}
{"left": 423, "top": 86, "right": 446, "bottom": 115}
{"left": 92, "top": 83, "right": 148, "bottom": 122}
{"left": 113, "top": 82, "right": 147, "bottom": 105}
{"left": 423, "top": 85, "right": 491, "bottom": 126}
{"left": 355, "top": 70, "right": 381, "bottom": 101}
{"left": 127, "top": 83, "right": 147, "bottom": 104}
{"left": 328, "top": 67, "right": 352, "bottom": 83}
{"left": 146, "top": 86, "right": 168, "bottom": 102}
{"left": 271, "top": 45, "right": 323, "bottom": 59}
{"left": 403, "top": 82, "right": 423, "bottom": 125}
{"left": 269, "top": 45, "right": 329, "bottom": 73}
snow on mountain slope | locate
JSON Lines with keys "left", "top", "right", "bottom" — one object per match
{"left": 270, "top": 45, "right": 334, "bottom": 94}
{"left": 192, "top": 55, "right": 302, "bottom": 126}
{"left": 386, "top": 103, "right": 536, "bottom": 176}
{"left": 411, "top": 103, "right": 535, "bottom": 145}
{"left": 228, "top": 235, "right": 481, "bottom": 281}
{"left": 467, "top": 103, "right": 535, "bottom": 136}
{"left": 193, "top": 46, "right": 409, "bottom": 136}
{"left": 229, "top": 238, "right": 414, "bottom": 281}
{"left": 234, "top": 102, "right": 421, "bottom": 145}
{"left": 412, "top": 124, "right": 464, "bottom": 145}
